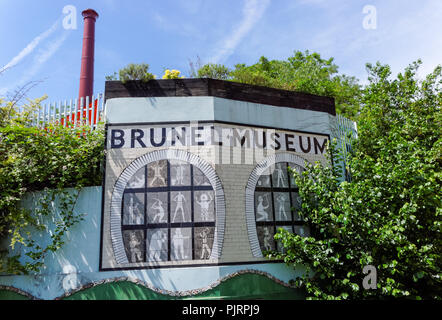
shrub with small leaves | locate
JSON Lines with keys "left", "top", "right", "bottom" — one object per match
{"left": 197, "top": 63, "right": 231, "bottom": 80}
{"left": 0, "top": 101, "right": 105, "bottom": 274}
{"left": 105, "top": 63, "right": 156, "bottom": 83}
{"left": 272, "top": 61, "right": 441, "bottom": 300}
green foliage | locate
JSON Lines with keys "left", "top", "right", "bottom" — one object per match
{"left": 106, "top": 63, "right": 156, "bottom": 83}
{"left": 109, "top": 51, "right": 361, "bottom": 118}
{"left": 3, "top": 188, "right": 84, "bottom": 274}
{"left": 271, "top": 61, "right": 442, "bottom": 299}
{"left": 0, "top": 95, "right": 48, "bottom": 128}
{"left": 0, "top": 99, "right": 105, "bottom": 274}
{"left": 104, "top": 72, "right": 118, "bottom": 81}
{"left": 229, "top": 51, "right": 361, "bottom": 119}
{"left": 197, "top": 63, "right": 231, "bottom": 80}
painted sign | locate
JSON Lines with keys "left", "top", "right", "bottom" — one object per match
{"left": 108, "top": 123, "right": 328, "bottom": 155}
{"left": 101, "top": 121, "right": 329, "bottom": 270}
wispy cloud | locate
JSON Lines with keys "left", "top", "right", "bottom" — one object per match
{"left": 18, "top": 31, "right": 70, "bottom": 85}
{"left": 0, "top": 18, "right": 60, "bottom": 73}
{"left": 210, "top": 0, "right": 271, "bottom": 63}
{"left": 0, "top": 18, "right": 70, "bottom": 95}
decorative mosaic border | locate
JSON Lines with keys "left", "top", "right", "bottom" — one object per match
{"left": 0, "top": 285, "right": 40, "bottom": 300}
{"left": 56, "top": 269, "right": 295, "bottom": 300}
{"left": 110, "top": 149, "right": 226, "bottom": 264}
{"left": 245, "top": 153, "right": 307, "bottom": 258}
{"left": 1, "top": 269, "right": 296, "bottom": 300}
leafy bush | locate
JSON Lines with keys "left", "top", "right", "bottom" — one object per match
{"left": 197, "top": 63, "right": 231, "bottom": 80}
{"left": 106, "top": 63, "right": 156, "bottom": 83}
{"left": 0, "top": 100, "right": 105, "bottom": 274}
{"left": 229, "top": 52, "right": 361, "bottom": 119}
{"left": 107, "top": 51, "right": 361, "bottom": 119}
{"left": 272, "top": 61, "right": 442, "bottom": 299}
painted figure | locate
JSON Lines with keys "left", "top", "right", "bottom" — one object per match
{"left": 127, "top": 195, "right": 143, "bottom": 225}
{"left": 196, "top": 193, "right": 213, "bottom": 221}
{"left": 148, "top": 230, "right": 167, "bottom": 261}
{"left": 150, "top": 162, "right": 166, "bottom": 186}
{"left": 174, "top": 164, "right": 186, "bottom": 185}
{"left": 172, "top": 192, "right": 187, "bottom": 222}
{"left": 263, "top": 228, "right": 273, "bottom": 251}
{"left": 256, "top": 195, "right": 270, "bottom": 221}
{"left": 151, "top": 198, "right": 166, "bottom": 223}
{"left": 199, "top": 228, "right": 212, "bottom": 259}
{"left": 275, "top": 164, "right": 287, "bottom": 188}
{"left": 172, "top": 229, "right": 189, "bottom": 260}
{"left": 276, "top": 194, "right": 288, "bottom": 221}
{"left": 129, "top": 233, "right": 143, "bottom": 262}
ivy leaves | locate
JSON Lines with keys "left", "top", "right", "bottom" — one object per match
{"left": 0, "top": 106, "right": 105, "bottom": 274}
{"left": 272, "top": 61, "right": 442, "bottom": 300}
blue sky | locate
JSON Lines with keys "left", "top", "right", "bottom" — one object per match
{"left": 0, "top": 0, "right": 441, "bottom": 102}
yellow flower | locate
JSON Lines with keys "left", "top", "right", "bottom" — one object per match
{"left": 162, "top": 69, "right": 183, "bottom": 79}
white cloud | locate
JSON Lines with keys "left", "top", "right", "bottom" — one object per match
{"left": 0, "top": 19, "right": 60, "bottom": 73}
{"left": 209, "top": 0, "right": 271, "bottom": 63}
{"left": 0, "top": 30, "right": 70, "bottom": 95}
{"left": 26, "top": 31, "right": 70, "bottom": 81}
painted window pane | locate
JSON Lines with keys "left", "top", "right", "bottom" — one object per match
{"left": 255, "top": 192, "right": 273, "bottom": 221}
{"left": 193, "top": 166, "right": 211, "bottom": 186}
{"left": 257, "top": 226, "right": 275, "bottom": 252}
{"left": 194, "top": 190, "right": 215, "bottom": 222}
{"left": 170, "top": 191, "right": 191, "bottom": 223}
{"left": 123, "top": 193, "right": 145, "bottom": 225}
{"left": 276, "top": 226, "right": 293, "bottom": 252}
{"left": 274, "top": 192, "right": 291, "bottom": 221}
{"left": 146, "top": 228, "right": 168, "bottom": 262}
{"left": 147, "top": 160, "right": 168, "bottom": 187}
{"left": 171, "top": 228, "right": 192, "bottom": 261}
{"left": 146, "top": 192, "right": 168, "bottom": 224}
{"left": 294, "top": 225, "right": 310, "bottom": 237}
{"left": 126, "top": 166, "right": 146, "bottom": 189}
{"left": 194, "top": 227, "right": 214, "bottom": 260}
{"left": 288, "top": 162, "right": 301, "bottom": 187}
{"left": 256, "top": 168, "right": 271, "bottom": 188}
{"left": 272, "top": 162, "right": 289, "bottom": 189}
{"left": 291, "top": 192, "right": 303, "bottom": 221}
{"left": 170, "top": 160, "right": 191, "bottom": 186}
{"left": 123, "top": 230, "right": 145, "bottom": 263}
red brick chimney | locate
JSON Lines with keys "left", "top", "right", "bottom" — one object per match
{"left": 78, "top": 9, "right": 99, "bottom": 100}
